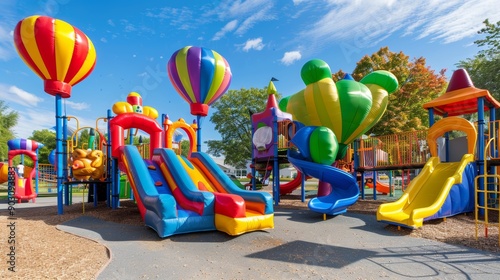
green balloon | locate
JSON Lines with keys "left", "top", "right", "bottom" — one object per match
{"left": 279, "top": 96, "right": 291, "bottom": 112}
{"left": 300, "top": 59, "right": 332, "bottom": 85}
{"left": 309, "top": 127, "right": 338, "bottom": 165}
{"left": 335, "top": 79, "right": 372, "bottom": 142}
{"left": 336, "top": 144, "right": 349, "bottom": 161}
{"left": 360, "top": 70, "right": 398, "bottom": 93}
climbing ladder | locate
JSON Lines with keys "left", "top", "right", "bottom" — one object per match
{"left": 475, "top": 138, "right": 500, "bottom": 245}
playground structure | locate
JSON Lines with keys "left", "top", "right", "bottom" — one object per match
{"left": 250, "top": 79, "right": 299, "bottom": 200}
{"left": 376, "top": 69, "right": 500, "bottom": 231}
{"left": 250, "top": 60, "right": 399, "bottom": 217}
{"left": 8, "top": 14, "right": 499, "bottom": 245}
{"left": 2, "top": 139, "right": 44, "bottom": 203}
{"left": 107, "top": 93, "right": 274, "bottom": 237}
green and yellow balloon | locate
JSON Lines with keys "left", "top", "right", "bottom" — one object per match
{"left": 280, "top": 59, "right": 398, "bottom": 160}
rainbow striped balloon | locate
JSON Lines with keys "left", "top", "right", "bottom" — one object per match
{"left": 13, "top": 15, "right": 96, "bottom": 98}
{"left": 7, "top": 138, "right": 44, "bottom": 151}
{"left": 167, "top": 46, "right": 232, "bottom": 116}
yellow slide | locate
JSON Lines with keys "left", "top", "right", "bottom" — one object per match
{"left": 377, "top": 116, "right": 477, "bottom": 228}
{"left": 376, "top": 154, "right": 474, "bottom": 228}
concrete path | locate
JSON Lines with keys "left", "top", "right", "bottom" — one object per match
{"left": 57, "top": 208, "right": 500, "bottom": 280}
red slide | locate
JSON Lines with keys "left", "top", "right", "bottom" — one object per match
{"left": 365, "top": 179, "right": 391, "bottom": 195}
{"left": 280, "top": 172, "right": 304, "bottom": 195}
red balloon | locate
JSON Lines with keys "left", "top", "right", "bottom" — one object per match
{"left": 13, "top": 15, "right": 97, "bottom": 98}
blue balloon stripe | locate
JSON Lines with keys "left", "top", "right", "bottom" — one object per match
{"left": 199, "top": 48, "right": 215, "bottom": 104}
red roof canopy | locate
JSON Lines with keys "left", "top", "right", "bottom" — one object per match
{"left": 423, "top": 69, "right": 500, "bottom": 116}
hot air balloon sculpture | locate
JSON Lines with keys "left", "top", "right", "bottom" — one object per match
{"left": 13, "top": 15, "right": 97, "bottom": 214}
{"left": 280, "top": 59, "right": 398, "bottom": 160}
{"left": 167, "top": 46, "right": 232, "bottom": 151}
{"left": 280, "top": 59, "right": 398, "bottom": 198}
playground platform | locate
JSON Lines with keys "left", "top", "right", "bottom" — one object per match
{"left": 53, "top": 204, "right": 500, "bottom": 279}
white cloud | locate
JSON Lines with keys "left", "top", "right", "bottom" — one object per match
{"left": 0, "top": 23, "right": 14, "bottom": 61}
{"left": 212, "top": 20, "right": 238, "bottom": 41}
{"left": 299, "top": 0, "right": 500, "bottom": 51}
{"left": 107, "top": 19, "right": 115, "bottom": 27}
{"left": 210, "top": 0, "right": 276, "bottom": 39}
{"left": 281, "top": 51, "right": 302, "bottom": 65}
{"left": 243, "top": 38, "right": 264, "bottom": 51}
{"left": 12, "top": 108, "right": 55, "bottom": 139}
{"left": 64, "top": 100, "right": 90, "bottom": 111}
{"left": 0, "top": 84, "right": 43, "bottom": 107}
{"left": 12, "top": 107, "right": 99, "bottom": 139}
{"left": 234, "top": 7, "right": 276, "bottom": 36}
{"left": 100, "top": 37, "right": 107, "bottom": 43}
{"left": 219, "top": 0, "right": 270, "bottom": 18}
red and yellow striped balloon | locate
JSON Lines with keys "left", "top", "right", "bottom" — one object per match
{"left": 13, "top": 15, "right": 96, "bottom": 98}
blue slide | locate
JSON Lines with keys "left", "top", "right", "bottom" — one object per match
{"left": 288, "top": 150, "right": 359, "bottom": 215}
{"left": 121, "top": 146, "right": 215, "bottom": 238}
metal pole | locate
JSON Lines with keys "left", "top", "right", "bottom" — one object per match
{"left": 63, "top": 116, "right": 69, "bottom": 205}
{"left": 196, "top": 115, "right": 202, "bottom": 152}
{"left": 56, "top": 95, "right": 64, "bottom": 214}
{"left": 477, "top": 97, "right": 485, "bottom": 215}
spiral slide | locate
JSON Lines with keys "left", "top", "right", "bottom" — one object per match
{"left": 120, "top": 146, "right": 216, "bottom": 238}
{"left": 288, "top": 151, "right": 359, "bottom": 216}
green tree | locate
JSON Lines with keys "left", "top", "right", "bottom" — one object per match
{"left": 206, "top": 87, "right": 280, "bottom": 168}
{"left": 0, "top": 101, "right": 19, "bottom": 162}
{"left": 333, "top": 47, "right": 448, "bottom": 135}
{"left": 29, "top": 129, "right": 56, "bottom": 164}
{"left": 457, "top": 19, "right": 500, "bottom": 110}
{"left": 180, "top": 139, "right": 190, "bottom": 158}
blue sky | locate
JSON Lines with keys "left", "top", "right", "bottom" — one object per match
{"left": 0, "top": 0, "right": 499, "bottom": 151}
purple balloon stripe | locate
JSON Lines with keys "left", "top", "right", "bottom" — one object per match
{"left": 21, "top": 138, "right": 28, "bottom": 150}
{"left": 7, "top": 138, "right": 40, "bottom": 151}
{"left": 186, "top": 47, "right": 202, "bottom": 103}
{"left": 167, "top": 50, "right": 190, "bottom": 101}
{"left": 167, "top": 67, "right": 190, "bottom": 103}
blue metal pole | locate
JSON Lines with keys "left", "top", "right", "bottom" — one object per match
{"left": 272, "top": 108, "right": 280, "bottom": 205}
{"left": 389, "top": 170, "right": 393, "bottom": 197}
{"left": 196, "top": 115, "right": 202, "bottom": 152}
{"left": 428, "top": 108, "right": 435, "bottom": 126}
{"left": 488, "top": 106, "right": 497, "bottom": 204}
{"left": 301, "top": 172, "right": 305, "bottom": 202}
{"left": 373, "top": 139, "right": 377, "bottom": 200}
{"left": 56, "top": 95, "right": 64, "bottom": 214}
{"left": 35, "top": 149, "right": 39, "bottom": 194}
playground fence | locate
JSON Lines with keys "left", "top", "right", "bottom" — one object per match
{"left": 358, "top": 129, "right": 430, "bottom": 169}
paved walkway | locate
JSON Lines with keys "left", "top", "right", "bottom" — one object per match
{"left": 57, "top": 207, "right": 500, "bottom": 280}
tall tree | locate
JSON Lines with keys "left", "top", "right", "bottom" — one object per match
{"left": 0, "top": 101, "right": 19, "bottom": 162}
{"left": 29, "top": 129, "right": 56, "bottom": 164}
{"left": 180, "top": 140, "right": 190, "bottom": 158}
{"left": 206, "top": 87, "right": 280, "bottom": 168}
{"left": 457, "top": 19, "right": 500, "bottom": 108}
{"left": 334, "top": 47, "right": 447, "bottom": 135}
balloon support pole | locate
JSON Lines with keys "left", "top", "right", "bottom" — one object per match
{"left": 56, "top": 95, "right": 64, "bottom": 215}
{"left": 197, "top": 115, "right": 202, "bottom": 152}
